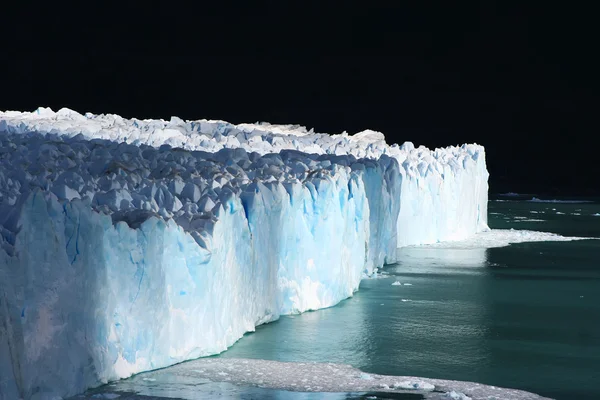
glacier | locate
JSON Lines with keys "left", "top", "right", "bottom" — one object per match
{"left": 0, "top": 108, "right": 489, "bottom": 400}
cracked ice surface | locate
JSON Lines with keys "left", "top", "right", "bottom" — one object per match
{"left": 0, "top": 108, "right": 489, "bottom": 399}
{"left": 77, "top": 358, "right": 550, "bottom": 400}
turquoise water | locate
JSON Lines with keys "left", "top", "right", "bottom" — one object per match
{"left": 82, "top": 200, "right": 600, "bottom": 399}
{"left": 214, "top": 200, "right": 600, "bottom": 399}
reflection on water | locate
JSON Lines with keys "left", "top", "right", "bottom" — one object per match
{"left": 216, "top": 274, "right": 373, "bottom": 369}
{"left": 395, "top": 246, "right": 488, "bottom": 269}
{"left": 373, "top": 246, "right": 492, "bottom": 382}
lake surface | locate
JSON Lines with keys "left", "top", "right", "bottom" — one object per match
{"left": 81, "top": 199, "right": 600, "bottom": 399}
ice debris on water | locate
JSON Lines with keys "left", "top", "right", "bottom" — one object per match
{"left": 393, "top": 380, "right": 435, "bottom": 391}
{"left": 82, "top": 358, "right": 549, "bottom": 400}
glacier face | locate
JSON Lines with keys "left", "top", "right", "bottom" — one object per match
{"left": 0, "top": 108, "right": 488, "bottom": 400}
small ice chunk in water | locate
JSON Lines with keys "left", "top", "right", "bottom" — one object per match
{"left": 393, "top": 380, "right": 435, "bottom": 391}
{"left": 403, "top": 283, "right": 412, "bottom": 286}
{"left": 444, "top": 391, "right": 472, "bottom": 400}
{"left": 391, "top": 281, "right": 402, "bottom": 286}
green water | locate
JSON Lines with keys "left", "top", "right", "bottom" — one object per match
{"left": 213, "top": 201, "right": 600, "bottom": 399}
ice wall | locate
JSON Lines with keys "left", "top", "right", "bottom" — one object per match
{"left": 0, "top": 108, "right": 488, "bottom": 399}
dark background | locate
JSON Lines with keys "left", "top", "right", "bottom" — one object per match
{"left": 1, "top": 2, "right": 597, "bottom": 195}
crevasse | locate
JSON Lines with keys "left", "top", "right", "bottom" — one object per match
{"left": 0, "top": 108, "right": 488, "bottom": 400}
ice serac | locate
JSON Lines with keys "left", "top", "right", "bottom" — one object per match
{"left": 0, "top": 108, "right": 488, "bottom": 399}
{"left": 395, "top": 141, "right": 488, "bottom": 246}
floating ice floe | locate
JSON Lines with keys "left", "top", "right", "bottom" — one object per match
{"left": 528, "top": 197, "right": 594, "bottom": 204}
{"left": 77, "top": 358, "right": 551, "bottom": 400}
{"left": 444, "top": 391, "right": 473, "bottom": 400}
{"left": 413, "top": 229, "right": 598, "bottom": 249}
{"left": 499, "top": 192, "right": 521, "bottom": 197}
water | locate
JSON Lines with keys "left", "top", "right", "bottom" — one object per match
{"left": 81, "top": 200, "right": 600, "bottom": 399}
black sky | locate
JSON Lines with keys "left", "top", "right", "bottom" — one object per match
{"left": 1, "top": 2, "right": 597, "bottom": 195}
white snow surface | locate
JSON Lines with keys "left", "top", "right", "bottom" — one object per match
{"left": 0, "top": 108, "right": 488, "bottom": 399}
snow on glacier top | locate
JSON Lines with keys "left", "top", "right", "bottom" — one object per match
{"left": 0, "top": 107, "right": 484, "bottom": 166}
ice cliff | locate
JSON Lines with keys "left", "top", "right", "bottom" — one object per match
{"left": 0, "top": 108, "right": 488, "bottom": 399}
